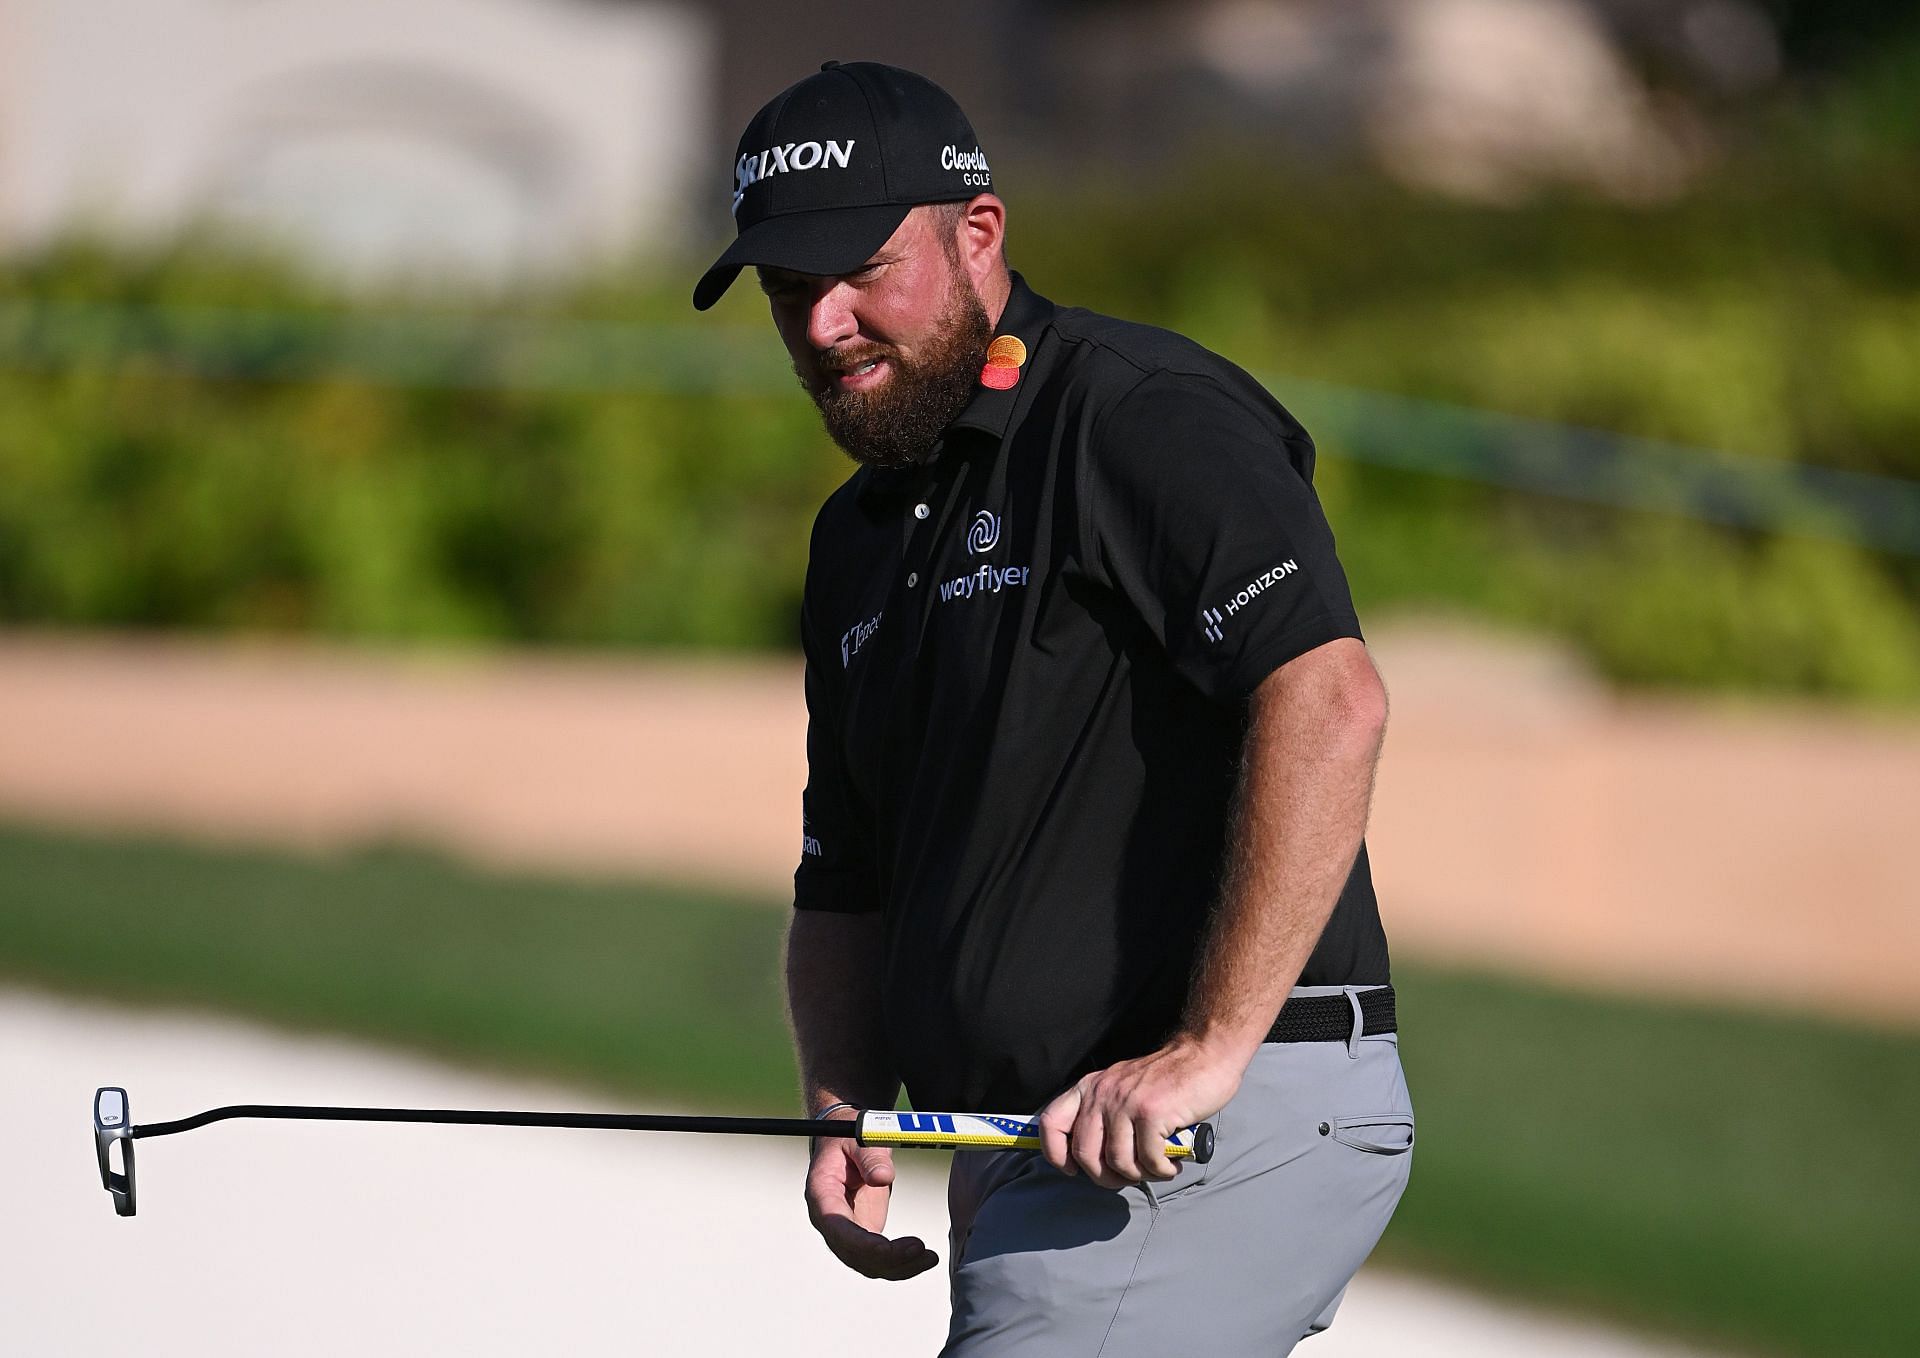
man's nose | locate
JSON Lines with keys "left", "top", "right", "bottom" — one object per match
{"left": 804, "top": 282, "right": 858, "bottom": 352}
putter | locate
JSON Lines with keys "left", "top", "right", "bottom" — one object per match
{"left": 92, "top": 1086, "right": 1215, "bottom": 1216}
{"left": 94, "top": 1087, "right": 136, "bottom": 1217}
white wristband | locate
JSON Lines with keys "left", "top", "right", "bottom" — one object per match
{"left": 813, "top": 1101, "right": 857, "bottom": 1120}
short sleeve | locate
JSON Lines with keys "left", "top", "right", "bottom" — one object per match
{"left": 793, "top": 600, "right": 881, "bottom": 914}
{"left": 1087, "top": 370, "right": 1362, "bottom": 702}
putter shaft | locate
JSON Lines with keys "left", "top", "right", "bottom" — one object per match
{"left": 97, "top": 1089, "right": 1215, "bottom": 1218}
{"left": 133, "top": 1104, "right": 834, "bottom": 1141}
{"left": 131, "top": 1103, "right": 1211, "bottom": 1161}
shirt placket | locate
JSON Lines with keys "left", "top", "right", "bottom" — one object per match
{"left": 896, "top": 443, "right": 971, "bottom": 622}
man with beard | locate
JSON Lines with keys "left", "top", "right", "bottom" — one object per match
{"left": 693, "top": 62, "right": 1413, "bottom": 1356}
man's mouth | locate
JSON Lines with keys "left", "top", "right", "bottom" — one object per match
{"left": 830, "top": 357, "right": 889, "bottom": 392}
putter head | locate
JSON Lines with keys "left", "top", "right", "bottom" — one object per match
{"left": 94, "top": 1087, "right": 137, "bottom": 1217}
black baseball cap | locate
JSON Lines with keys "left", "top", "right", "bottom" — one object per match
{"left": 692, "top": 61, "right": 992, "bottom": 311}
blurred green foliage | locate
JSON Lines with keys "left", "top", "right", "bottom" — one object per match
{"left": 1028, "top": 160, "right": 1920, "bottom": 702}
{"left": 1020, "top": 165, "right": 1920, "bottom": 476}
{"left": 0, "top": 243, "right": 836, "bottom": 648}
{"left": 2, "top": 130, "right": 1918, "bottom": 701}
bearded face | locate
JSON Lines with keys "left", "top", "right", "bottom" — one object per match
{"left": 789, "top": 232, "right": 994, "bottom": 470}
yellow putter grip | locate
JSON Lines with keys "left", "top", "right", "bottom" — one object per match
{"left": 857, "top": 1111, "right": 1215, "bottom": 1163}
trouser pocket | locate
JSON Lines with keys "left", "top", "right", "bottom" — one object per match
{"left": 1328, "top": 1112, "right": 1415, "bottom": 1155}
{"left": 1143, "top": 1104, "right": 1222, "bottom": 1206}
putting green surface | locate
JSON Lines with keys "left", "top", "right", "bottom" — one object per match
{"left": 3, "top": 823, "right": 1915, "bottom": 1358}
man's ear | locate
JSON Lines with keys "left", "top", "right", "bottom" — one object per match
{"left": 957, "top": 194, "right": 1008, "bottom": 291}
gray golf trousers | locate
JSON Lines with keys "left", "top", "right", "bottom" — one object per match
{"left": 940, "top": 986, "right": 1413, "bottom": 1356}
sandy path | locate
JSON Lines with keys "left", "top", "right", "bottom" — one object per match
{"left": 5, "top": 986, "right": 1728, "bottom": 1356}
{"left": 3, "top": 626, "right": 1916, "bottom": 1024}
{"left": 0, "top": 633, "right": 808, "bottom": 895}
{"left": 1364, "top": 624, "right": 1920, "bottom": 1023}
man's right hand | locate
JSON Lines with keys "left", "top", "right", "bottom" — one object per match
{"left": 805, "top": 1118, "right": 940, "bottom": 1280}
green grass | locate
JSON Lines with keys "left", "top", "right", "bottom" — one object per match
{"left": 0, "top": 824, "right": 798, "bottom": 1109}
{"left": 1378, "top": 969, "right": 1920, "bottom": 1358}
{"left": 3, "top": 822, "right": 1916, "bottom": 1357}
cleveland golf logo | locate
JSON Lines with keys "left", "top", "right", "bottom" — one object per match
{"left": 733, "top": 139, "right": 857, "bottom": 215}
{"left": 941, "top": 143, "right": 992, "bottom": 187}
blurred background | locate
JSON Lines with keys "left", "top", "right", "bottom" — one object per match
{"left": 2, "top": 0, "right": 1916, "bottom": 1354}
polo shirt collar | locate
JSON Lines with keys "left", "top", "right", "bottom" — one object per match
{"left": 855, "top": 272, "right": 1056, "bottom": 507}
{"left": 946, "top": 271, "right": 1055, "bottom": 443}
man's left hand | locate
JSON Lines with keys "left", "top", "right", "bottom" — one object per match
{"left": 1036, "top": 1036, "right": 1246, "bottom": 1189}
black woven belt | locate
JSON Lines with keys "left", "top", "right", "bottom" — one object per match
{"left": 1264, "top": 986, "right": 1396, "bottom": 1043}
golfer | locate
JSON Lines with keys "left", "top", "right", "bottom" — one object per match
{"left": 695, "top": 62, "right": 1413, "bottom": 1355}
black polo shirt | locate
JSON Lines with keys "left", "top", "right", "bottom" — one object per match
{"left": 795, "top": 273, "right": 1389, "bottom": 1113}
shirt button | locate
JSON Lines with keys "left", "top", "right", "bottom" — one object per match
{"left": 907, "top": 572, "right": 919, "bottom": 588}
{"left": 913, "top": 503, "right": 930, "bottom": 520}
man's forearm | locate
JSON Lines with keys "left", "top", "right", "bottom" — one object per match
{"left": 1178, "top": 638, "right": 1388, "bottom": 1070}
{"left": 785, "top": 909, "right": 899, "bottom": 1114}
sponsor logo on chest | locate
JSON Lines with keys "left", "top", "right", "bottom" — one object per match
{"left": 937, "top": 508, "right": 1032, "bottom": 606}
{"left": 966, "top": 509, "right": 1000, "bottom": 554}
{"left": 937, "top": 563, "right": 1030, "bottom": 602}
{"left": 840, "top": 610, "right": 882, "bottom": 667}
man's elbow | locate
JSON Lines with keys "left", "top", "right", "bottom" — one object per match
{"left": 1343, "top": 649, "right": 1389, "bottom": 743}
{"left": 1260, "top": 637, "right": 1388, "bottom": 755}
{"left": 1327, "top": 656, "right": 1388, "bottom": 760}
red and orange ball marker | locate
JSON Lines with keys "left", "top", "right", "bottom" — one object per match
{"left": 980, "top": 334, "right": 1026, "bottom": 390}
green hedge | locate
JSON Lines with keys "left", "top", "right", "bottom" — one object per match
{"left": 1019, "top": 165, "right": 1920, "bottom": 701}
{"left": 1016, "top": 167, "right": 1920, "bottom": 478}
{"left": 2, "top": 151, "right": 1918, "bottom": 701}
{"left": 0, "top": 251, "right": 834, "bottom": 647}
